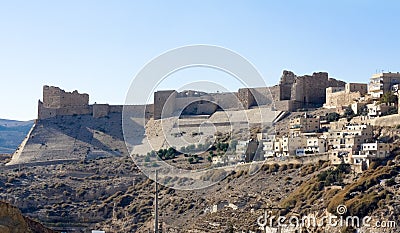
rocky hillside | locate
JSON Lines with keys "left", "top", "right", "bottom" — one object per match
{"left": 2, "top": 152, "right": 399, "bottom": 232}
{"left": 0, "top": 201, "right": 54, "bottom": 233}
{"left": 2, "top": 112, "right": 400, "bottom": 232}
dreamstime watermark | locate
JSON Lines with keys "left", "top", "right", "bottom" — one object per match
{"left": 256, "top": 205, "right": 396, "bottom": 231}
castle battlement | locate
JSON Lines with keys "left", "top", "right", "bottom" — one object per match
{"left": 38, "top": 70, "right": 346, "bottom": 120}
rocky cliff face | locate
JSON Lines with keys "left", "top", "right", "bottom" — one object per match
{"left": 0, "top": 201, "right": 54, "bottom": 233}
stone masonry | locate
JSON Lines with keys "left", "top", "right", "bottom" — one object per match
{"left": 272, "top": 70, "right": 346, "bottom": 111}
{"left": 325, "top": 83, "right": 367, "bottom": 109}
{"left": 39, "top": 70, "right": 346, "bottom": 121}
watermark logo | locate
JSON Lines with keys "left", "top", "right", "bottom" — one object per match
{"left": 256, "top": 205, "right": 396, "bottom": 231}
{"left": 336, "top": 204, "right": 347, "bottom": 215}
{"left": 122, "top": 45, "right": 275, "bottom": 190}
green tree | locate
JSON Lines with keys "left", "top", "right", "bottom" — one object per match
{"left": 359, "top": 105, "right": 368, "bottom": 116}
{"left": 188, "top": 157, "right": 194, "bottom": 164}
{"left": 326, "top": 112, "right": 340, "bottom": 122}
{"left": 342, "top": 106, "right": 355, "bottom": 121}
{"left": 379, "top": 91, "right": 397, "bottom": 105}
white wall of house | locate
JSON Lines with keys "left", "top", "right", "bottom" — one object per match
{"left": 361, "top": 142, "right": 392, "bottom": 158}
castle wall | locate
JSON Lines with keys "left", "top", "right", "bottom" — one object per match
{"left": 180, "top": 100, "right": 218, "bottom": 115}
{"left": 324, "top": 83, "right": 367, "bottom": 109}
{"left": 56, "top": 106, "right": 91, "bottom": 116}
{"left": 287, "top": 72, "right": 345, "bottom": 108}
{"left": 197, "top": 102, "right": 218, "bottom": 114}
{"left": 153, "top": 90, "right": 177, "bottom": 120}
{"left": 211, "top": 93, "right": 242, "bottom": 110}
{"left": 174, "top": 95, "right": 213, "bottom": 112}
{"left": 236, "top": 87, "right": 273, "bottom": 109}
{"left": 269, "top": 85, "right": 281, "bottom": 102}
{"left": 252, "top": 87, "right": 272, "bottom": 106}
{"left": 345, "top": 83, "right": 368, "bottom": 95}
{"left": 237, "top": 88, "right": 256, "bottom": 109}
{"left": 39, "top": 85, "right": 91, "bottom": 119}
{"left": 279, "top": 70, "right": 296, "bottom": 100}
{"left": 273, "top": 100, "right": 301, "bottom": 112}
{"left": 325, "top": 88, "right": 361, "bottom": 108}
{"left": 93, "top": 104, "right": 110, "bottom": 118}
{"left": 38, "top": 101, "right": 57, "bottom": 119}
{"left": 42, "top": 86, "right": 62, "bottom": 108}
{"left": 42, "top": 85, "right": 88, "bottom": 108}
{"left": 38, "top": 70, "right": 349, "bottom": 122}
{"left": 291, "top": 73, "right": 328, "bottom": 105}
{"left": 109, "top": 105, "right": 123, "bottom": 113}
{"left": 328, "top": 78, "right": 346, "bottom": 88}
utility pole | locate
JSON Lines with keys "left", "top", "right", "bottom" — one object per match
{"left": 154, "top": 170, "right": 159, "bottom": 233}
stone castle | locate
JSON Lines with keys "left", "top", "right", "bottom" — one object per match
{"left": 39, "top": 85, "right": 126, "bottom": 119}
{"left": 38, "top": 70, "right": 345, "bottom": 120}
{"left": 271, "top": 70, "right": 346, "bottom": 111}
{"left": 8, "top": 70, "right": 347, "bottom": 166}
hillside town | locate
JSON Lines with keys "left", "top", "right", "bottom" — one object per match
{"left": 218, "top": 72, "right": 400, "bottom": 173}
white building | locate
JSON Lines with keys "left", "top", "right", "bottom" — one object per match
{"left": 352, "top": 142, "right": 393, "bottom": 172}
{"left": 361, "top": 142, "right": 393, "bottom": 158}
{"left": 368, "top": 72, "right": 400, "bottom": 98}
{"left": 306, "top": 137, "right": 326, "bottom": 154}
{"left": 367, "top": 103, "right": 391, "bottom": 118}
{"left": 282, "top": 136, "right": 306, "bottom": 156}
{"left": 326, "top": 124, "right": 374, "bottom": 165}
{"left": 235, "top": 140, "right": 248, "bottom": 156}
{"left": 257, "top": 133, "right": 276, "bottom": 158}
{"left": 274, "top": 137, "right": 283, "bottom": 157}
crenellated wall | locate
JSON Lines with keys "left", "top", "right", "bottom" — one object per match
{"left": 38, "top": 86, "right": 130, "bottom": 120}
{"left": 39, "top": 70, "right": 346, "bottom": 121}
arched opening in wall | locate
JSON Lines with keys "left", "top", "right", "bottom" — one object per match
{"left": 180, "top": 100, "right": 221, "bottom": 118}
{"left": 303, "top": 96, "right": 307, "bottom": 104}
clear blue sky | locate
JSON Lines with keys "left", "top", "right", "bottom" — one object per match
{"left": 1, "top": 0, "right": 399, "bottom": 120}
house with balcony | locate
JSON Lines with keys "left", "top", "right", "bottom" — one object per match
{"left": 281, "top": 136, "right": 306, "bottom": 156}
{"left": 257, "top": 133, "right": 276, "bottom": 158}
{"left": 306, "top": 137, "right": 327, "bottom": 154}
{"left": 352, "top": 141, "right": 394, "bottom": 172}
{"left": 289, "top": 113, "right": 320, "bottom": 135}
{"left": 325, "top": 123, "right": 374, "bottom": 164}
{"left": 366, "top": 102, "right": 391, "bottom": 118}
{"left": 368, "top": 72, "right": 400, "bottom": 99}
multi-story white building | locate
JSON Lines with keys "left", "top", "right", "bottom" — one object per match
{"left": 326, "top": 124, "right": 374, "bottom": 164}
{"left": 361, "top": 142, "right": 393, "bottom": 158}
{"left": 367, "top": 102, "right": 391, "bottom": 118}
{"left": 352, "top": 141, "right": 393, "bottom": 172}
{"left": 289, "top": 113, "right": 320, "bottom": 134}
{"left": 368, "top": 72, "right": 400, "bottom": 98}
{"left": 235, "top": 140, "right": 249, "bottom": 157}
{"left": 281, "top": 136, "right": 306, "bottom": 156}
{"left": 306, "top": 137, "right": 326, "bottom": 153}
{"left": 257, "top": 133, "right": 276, "bottom": 158}
{"left": 274, "top": 137, "right": 283, "bottom": 157}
